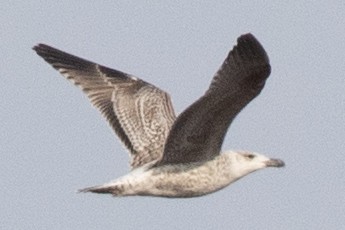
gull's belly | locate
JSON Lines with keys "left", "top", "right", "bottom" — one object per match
{"left": 129, "top": 156, "right": 235, "bottom": 197}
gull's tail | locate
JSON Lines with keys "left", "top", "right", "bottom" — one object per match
{"left": 78, "top": 183, "right": 124, "bottom": 195}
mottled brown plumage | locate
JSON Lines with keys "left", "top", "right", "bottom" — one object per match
{"left": 33, "top": 33, "right": 284, "bottom": 198}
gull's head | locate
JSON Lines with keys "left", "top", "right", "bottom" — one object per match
{"left": 226, "top": 150, "right": 285, "bottom": 178}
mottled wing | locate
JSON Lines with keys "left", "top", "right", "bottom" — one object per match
{"left": 33, "top": 44, "right": 176, "bottom": 168}
{"left": 157, "top": 33, "right": 271, "bottom": 166}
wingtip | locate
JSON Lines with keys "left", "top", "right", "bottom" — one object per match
{"left": 235, "top": 33, "right": 270, "bottom": 64}
{"left": 32, "top": 43, "right": 59, "bottom": 55}
{"left": 237, "top": 33, "right": 260, "bottom": 45}
{"left": 32, "top": 43, "right": 45, "bottom": 50}
{"left": 32, "top": 43, "right": 48, "bottom": 56}
{"left": 239, "top": 33, "right": 254, "bottom": 38}
{"left": 32, "top": 44, "right": 41, "bottom": 52}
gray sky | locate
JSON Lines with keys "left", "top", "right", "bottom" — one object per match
{"left": 2, "top": 1, "right": 345, "bottom": 229}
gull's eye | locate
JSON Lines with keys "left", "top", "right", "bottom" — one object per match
{"left": 244, "top": 154, "right": 255, "bottom": 159}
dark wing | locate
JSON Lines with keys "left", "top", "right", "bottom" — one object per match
{"left": 33, "top": 44, "right": 176, "bottom": 168}
{"left": 156, "top": 33, "right": 271, "bottom": 166}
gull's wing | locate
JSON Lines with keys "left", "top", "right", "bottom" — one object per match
{"left": 33, "top": 44, "right": 176, "bottom": 168}
{"left": 157, "top": 33, "right": 271, "bottom": 166}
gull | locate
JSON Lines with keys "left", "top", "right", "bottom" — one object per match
{"left": 33, "top": 33, "right": 284, "bottom": 198}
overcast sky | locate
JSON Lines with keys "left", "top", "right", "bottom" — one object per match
{"left": 2, "top": 1, "right": 345, "bottom": 229}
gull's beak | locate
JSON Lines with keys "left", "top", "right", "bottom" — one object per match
{"left": 265, "top": 158, "right": 285, "bottom": 168}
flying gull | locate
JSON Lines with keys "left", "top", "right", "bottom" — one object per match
{"left": 33, "top": 33, "right": 284, "bottom": 198}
